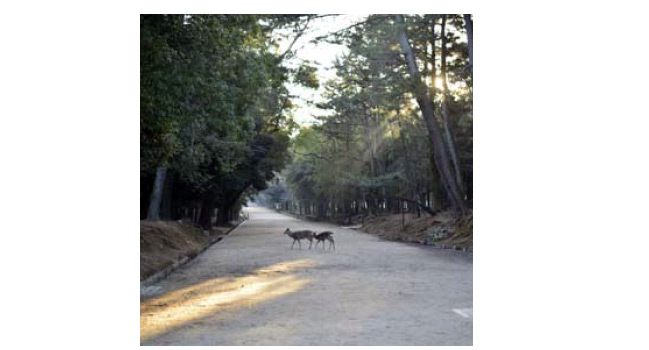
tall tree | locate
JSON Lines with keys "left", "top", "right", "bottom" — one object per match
{"left": 146, "top": 167, "right": 167, "bottom": 220}
{"left": 441, "top": 15, "right": 463, "bottom": 192}
{"left": 261, "top": 14, "right": 472, "bottom": 220}
{"left": 141, "top": 15, "right": 298, "bottom": 225}
{"left": 395, "top": 14, "right": 467, "bottom": 215}
{"left": 463, "top": 14, "right": 473, "bottom": 74}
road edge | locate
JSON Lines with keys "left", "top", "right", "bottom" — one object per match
{"left": 276, "top": 209, "right": 472, "bottom": 253}
{"left": 140, "top": 218, "right": 248, "bottom": 287}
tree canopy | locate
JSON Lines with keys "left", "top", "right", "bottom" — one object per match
{"left": 141, "top": 14, "right": 316, "bottom": 226}
{"left": 266, "top": 15, "right": 473, "bottom": 220}
{"left": 141, "top": 14, "right": 473, "bottom": 228}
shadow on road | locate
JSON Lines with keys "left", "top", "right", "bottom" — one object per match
{"left": 140, "top": 259, "right": 315, "bottom": 343}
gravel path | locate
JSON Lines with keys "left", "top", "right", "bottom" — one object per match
{"left": 140, "top": 206, "right": 473, "bottom": 345}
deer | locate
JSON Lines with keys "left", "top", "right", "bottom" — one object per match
{"left": 283, "top": 228, "right": 315, "bottom": 250}
{"left": 314, "top": 231, "right": 335, "bottom": 251}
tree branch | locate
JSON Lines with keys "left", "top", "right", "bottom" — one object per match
{"left": 293, "top": 151, "right": 331, "bottom": 161}
{"left": 312, "top": 15, "right": 390, "bottom": 41}
{"left": 277, "top": 16, "right": 313, "bottom": 61}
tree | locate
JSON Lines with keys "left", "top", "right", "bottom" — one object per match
{"left": 441, "top": 15, "right": 464, "bottom": 193}
{"left": 142, "top": 15, "right": 473, "bottom": 223}
{"left": 141, "top": 15, "right": 299, "bottom": 226}
{"left": 395, "top": 14, "right": 467, "bottom": 215}
{"left": 267, "top": 14, "right": 473, "bottom": 220}
{"left": 463, "top": 14, "right": 473, "bottom": 74}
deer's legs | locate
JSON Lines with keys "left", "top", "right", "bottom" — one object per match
{"left": 291, "top": 239, "right": 296, "bottom": 249}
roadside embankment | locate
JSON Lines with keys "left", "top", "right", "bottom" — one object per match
{"left": 140, "top": 220, "right": 241, "bottom": 283}
{"left": 276, "top": 209, "right": 472, "bottom": 252}
{"left": 358, "top": 212, "right": 472, "bottom": 251}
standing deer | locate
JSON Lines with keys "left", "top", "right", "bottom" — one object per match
{"left": 314, "top": 231, "right": 335, "bottom": 251}
{"left": 283, "top": 228, "right": 315, "bottom": 249}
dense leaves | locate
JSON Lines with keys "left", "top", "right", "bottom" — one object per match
{"left": 141, "top": 14, "right": 473, "bottom": 226}
{"left": 266, "top": 14, "right": 473, "bottom": 218}
{"left": 140, "top": 15, "right": 303, "bottom": 226}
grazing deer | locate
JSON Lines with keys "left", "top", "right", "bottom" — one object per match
{"left": 314, "top": 231, "right": 335, "bottom": 251}
{"left": 283, "top": 228, "right": 315, "bottom": 249}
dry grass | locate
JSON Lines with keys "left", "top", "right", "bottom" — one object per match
{"left": 436, "top": 213, "right": 473, "bottom": 248}
{"left": 359, "top": 211, "right": 472, "bottom": 249}
{"left": 140, "top": 221, "right": 213, "bottom": 281}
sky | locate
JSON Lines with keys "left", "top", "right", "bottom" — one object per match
{"left": 274, "top": 15, "right": 369, "bottom": 126}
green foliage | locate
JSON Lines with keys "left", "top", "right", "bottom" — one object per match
{"left": 141, "top": 14, "right": 473, "bottom": 222}
{"left": 141, "top": 14, "right": 303, "bottom": 223}
{"left": 264, "top": 14, "right": 473, "bottom": 216}
{"left": 294, "top": 63, "right": 320, "bottom": 89}
{"left": 255, "top": 179, "right": 289, "bottom": 207}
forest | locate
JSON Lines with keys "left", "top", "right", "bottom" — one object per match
{"left": 141, "top": 14, "right": 473, "bottom": 229}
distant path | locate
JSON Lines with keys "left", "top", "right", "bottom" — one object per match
{"left": 140, "top": 206, "right": 472, "bottom": 345}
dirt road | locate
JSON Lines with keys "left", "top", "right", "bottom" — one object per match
{"left": 140, "top": 206, "right": 473, "bottom": 345}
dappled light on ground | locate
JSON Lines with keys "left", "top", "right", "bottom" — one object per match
{"left": 140, "top": 259, "right": 314, "bottom": 342}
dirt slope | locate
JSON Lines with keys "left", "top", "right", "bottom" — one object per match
{"left": 140, "top": 221, "right": 211, "bottom": 281}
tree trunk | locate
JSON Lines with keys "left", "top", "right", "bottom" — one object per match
{"left": 395, "top": 14, "right": 467, "bottom": 215}
{"left": 216, "top": 203, "right": 230, "bottom": 226}
{"left": 430, "top": 14, "right": 437, "bottom": 98}
{"left": 160, "top": 170, "right": 174, "bottom": 220}
{"left": 146, "top": 165, "right": 167, "bottom": 220}
{"left": 396, "top": 108, "right": 418, "bottom": 208}
{"left": 425, "top": 18, "right": 442, "bottom": 214}
{"left": 441, "top": 15, "right": 464, "bottom": 194}
{"left": 428, "top": 15, "right": 444, "bottom": 211}
{"left": 199, "top": 196, "right": 214, "bottom": 229}
{"left": 463, "top": 14, "right": 473, "bottom": 74}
